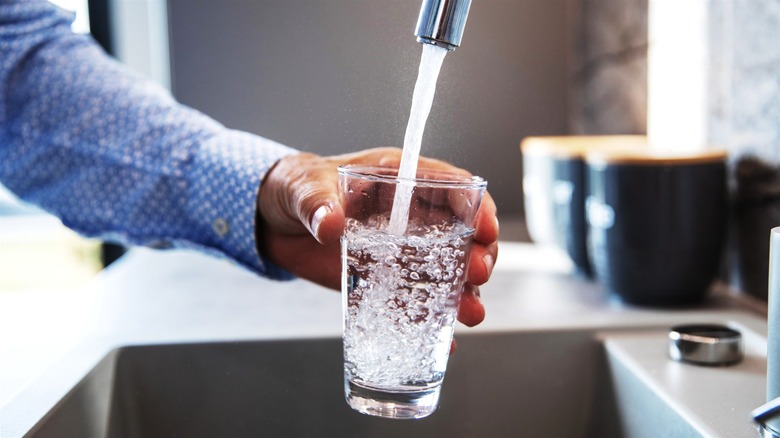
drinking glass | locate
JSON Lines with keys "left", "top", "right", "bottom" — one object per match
{"left": 338, "top": 164, "right": 486, "bottom": 419}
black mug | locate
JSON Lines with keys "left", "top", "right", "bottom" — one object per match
{"left": 521, "top": 136, "right": 645, "bottom": 277}
{"left": 585, "top": 148, "right": 728, "bottom": 306}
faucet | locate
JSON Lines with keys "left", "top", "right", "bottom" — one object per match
{"left": 415, "top": 0, "right": 472, "bottom": 51}
{"left": 753, "top": 227, "right": 780, "bottom": 437}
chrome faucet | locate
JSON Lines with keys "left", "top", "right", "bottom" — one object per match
{"left": 415, "top": 0, "right": 472, "bottom": 51}
{"left": 753, "top": 227, "right": 780, "bottom": 437}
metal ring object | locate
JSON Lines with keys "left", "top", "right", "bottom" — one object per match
{"left": 668, "top": 324, "right": 743, "bottom": 366}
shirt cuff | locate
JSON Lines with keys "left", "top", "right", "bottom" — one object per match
{"left": 187, "top": 129, "right": 298, "bottom": 280}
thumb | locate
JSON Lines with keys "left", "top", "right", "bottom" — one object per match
{"left": 294, "top": 183, "right": 345, "bottom": 245}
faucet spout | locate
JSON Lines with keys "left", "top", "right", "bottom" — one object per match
{"left": 415, "top": 0, "right": 472, "bottom": 51}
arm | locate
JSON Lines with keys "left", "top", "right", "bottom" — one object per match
{"left": 0, "top": 1, "right": 498, "bottom": 325}
{"left": 0, "top": 0, "right": 297, "bottom": 278}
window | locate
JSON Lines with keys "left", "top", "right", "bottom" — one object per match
{"left": 0, "top": 186, "right": 102, "bottom": 292}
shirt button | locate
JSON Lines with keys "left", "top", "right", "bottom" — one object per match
{"left": 212, "top": 218, "right": 229, "bottom": 237}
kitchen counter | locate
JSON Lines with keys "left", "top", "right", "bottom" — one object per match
{"left": 0, "top": 242, "right": 769, "bottom": 436}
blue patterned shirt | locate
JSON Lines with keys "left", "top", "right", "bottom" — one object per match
{"left": 0, "top": 0, "right": 298, "bottom": 279}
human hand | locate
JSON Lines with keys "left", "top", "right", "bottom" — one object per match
{"left": 256, "top": 147, "right": 498, "bottom": 327}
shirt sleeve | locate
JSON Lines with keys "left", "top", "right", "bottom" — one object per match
{"left": 0, "top": 0, "right": 298, "bottom": 279}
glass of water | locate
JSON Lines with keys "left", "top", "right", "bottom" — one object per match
{"left": 338, "top": 164, "right": 487, "bottom": 419}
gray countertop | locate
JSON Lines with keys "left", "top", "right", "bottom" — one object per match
{"left": 0, "top": 242, "right": 769, "bottom": 436}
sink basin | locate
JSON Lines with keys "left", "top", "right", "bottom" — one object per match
{"left": 21, "top": 324, "right": 766, "bottom": 438}
{"left": 4, "top": 247, "right": 770, "bottom": 437}
{"left": 28, "top": 331, "right": 616, "bottom": 437}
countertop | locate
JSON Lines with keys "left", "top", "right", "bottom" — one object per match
{"left": 0, "top": 242, "right": 769, "bottom": 436}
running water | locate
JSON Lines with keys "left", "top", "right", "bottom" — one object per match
{"left": 387, "top": 44, "right": 449, "bottom": 235}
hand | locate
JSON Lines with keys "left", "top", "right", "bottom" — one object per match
{"left": 256, "top": 147, "right": 499, "bottom": 327}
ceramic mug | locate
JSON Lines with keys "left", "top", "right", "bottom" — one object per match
{"left": 521, "top": 136, "right": 645, "bottom": 277}
{"left": 585, "top": 148, "right": 728, "bottom": 306}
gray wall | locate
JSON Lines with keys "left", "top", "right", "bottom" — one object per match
{"left": 167, "top": 0, "right": 572, "bottom": 217}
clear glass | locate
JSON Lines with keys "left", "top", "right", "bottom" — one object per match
{"left": 338, "top": 164, "right": 486, "bottom": 419}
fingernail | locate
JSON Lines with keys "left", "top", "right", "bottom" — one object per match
{"left": 310, "top": 205, "right": 331, "bottom": 242}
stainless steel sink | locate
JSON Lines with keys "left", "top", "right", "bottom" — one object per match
{"left": 26, "top": 331, "right": 617, "bottom": 437}
{"left": 23, "top": 323, "right": 766, "bottom": 437}
{"left": 5, "top": 248, "right": 770, "bottom": 437}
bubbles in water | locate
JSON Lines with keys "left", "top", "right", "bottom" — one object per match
{"left": 342, "top": 216, "right": 475, "bottom": 388}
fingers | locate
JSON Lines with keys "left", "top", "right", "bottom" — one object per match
{"left": 343, "top": 147, "right": 468, "bottom": 177}
{"left": 417, "top": 155, "right": 471, "bottom": 175}
{"left": 311, "top": 202, "right": 346, "bottom": 245}
{"left": 364, "top": 148, "right": 452, "bottom": 171}
{"left": 259, "top": 153, "right": 347, "bottom": 244}
{"left": 457, "top": 283, "right": 484, "bottom": 327}
{"left": 466, "top": 194, "right": 498, "bottom": 286}
{"left": 474, "top": 192, "right": 499, "bottom": 244}
{"left": 466, "top": 240, "right": 498, "bottom": 285}
{"left": 457, "top": 196, "right": 497, "bottom": 330}
{"left": 291, "top": 176, "right": 343, "bottom": 244}
{"left": 335, "top": 147, "right": 403, "bottom": 167}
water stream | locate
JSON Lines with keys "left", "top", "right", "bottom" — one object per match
{"left": 387, "top": 44, "right": 449, "bottom": 235}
